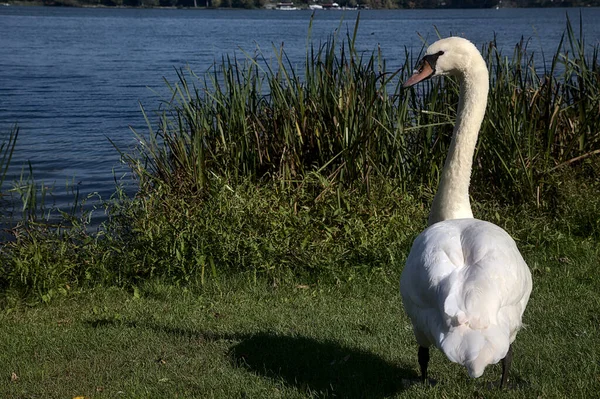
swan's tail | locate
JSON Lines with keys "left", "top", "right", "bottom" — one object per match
{"left": 439, "top": 321, "right": 509, "bottom": 378}
{"left": 441, "top": 284, "right": 509, "bottom": 378}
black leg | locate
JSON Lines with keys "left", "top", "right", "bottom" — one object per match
{"left": 418, "top": 346, "right": 430, "bottom": 384}
{"left": 500, "top": 344, "right": 513, "bottom": 389}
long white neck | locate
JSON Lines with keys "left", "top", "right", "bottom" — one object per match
{"left": 428, "top": 64, "right": 489, "bottom": 226}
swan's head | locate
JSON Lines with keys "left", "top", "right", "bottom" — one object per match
{"left": 403, "top": 37, "right": 485, "bottom": 87}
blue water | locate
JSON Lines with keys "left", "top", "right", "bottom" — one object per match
{"left": 1, "top": 6, "right": 599, "bottom": 224}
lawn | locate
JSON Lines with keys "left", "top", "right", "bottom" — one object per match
{"left": 2, "top": 229, "right": 599, "bottom": 398}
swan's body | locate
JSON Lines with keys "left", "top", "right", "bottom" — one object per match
{"left": 401, "top": 219, "right": 531, "bottom": 379}
{"left": 400, "top": 37, "right": 532, "bottom": 385}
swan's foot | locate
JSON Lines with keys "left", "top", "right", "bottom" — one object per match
{"left": 401, "top": 377, "right": 437, "bottom": 388}
{"left": 486, "top": 379, "right": 518, "bottom": 390}
{"left": 423, "top": 377, "right": 437, "bottom": 387}
{"left": 483, "top": 345, "right": 522, "bottom": 390}
{"left": 401, "top": 346, "right": 435, "bottom": 389}
{"left": 418, "top": 346, "right": 430, "bottom": 384}
{"left": 500, "top": 344, "right": 513, "bottom": 389}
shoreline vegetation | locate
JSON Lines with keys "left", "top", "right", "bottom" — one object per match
{"left": 1, "top": 15, "right": 598, "bottom": 303}
{"left": 4, "top": 0, "right": 600, "bottom": 10}
{"left": 0, "top": 16, "right": 599, "bottom": 398}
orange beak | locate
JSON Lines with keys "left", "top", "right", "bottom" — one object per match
{"left": 403, "top": 59, "right": 435, "bottom": 88}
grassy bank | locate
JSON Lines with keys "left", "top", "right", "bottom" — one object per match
{"left": 1, "top": 178, "right": 598, "bottom": 396}
{"left": 1, "top": 238, "right": 599, "bottom": 398}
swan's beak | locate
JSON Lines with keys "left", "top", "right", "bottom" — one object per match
{"left": 403, "top": 59, "right": 435, "bottom": 88}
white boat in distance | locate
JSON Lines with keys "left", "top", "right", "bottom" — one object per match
{"left": 275, "top": 2, "right": 299, "bottom": 9}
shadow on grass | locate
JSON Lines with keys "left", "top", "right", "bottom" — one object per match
{"left": 86, "top": 317, "right": 415, "bottom": 397}
{"left": 230, "top": 332, "right": 415, "bottom": 398}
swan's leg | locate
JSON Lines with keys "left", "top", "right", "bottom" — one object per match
{"left": 500, "top": 344, "right": 513, "bottom": 388}
{"left": 418, "top": 346, "right": 430, "bottom": 383}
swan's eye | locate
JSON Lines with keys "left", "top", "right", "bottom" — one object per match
{"left": 421, "top": 51, "right": 445, "bottom": 73}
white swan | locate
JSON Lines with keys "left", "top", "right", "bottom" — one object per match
{"left": 400, "top": 37, "right": 532, "bottom": 387}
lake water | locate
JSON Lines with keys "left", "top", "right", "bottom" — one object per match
{"left": 1, "top": 6, "right": 600, "bottom": 224}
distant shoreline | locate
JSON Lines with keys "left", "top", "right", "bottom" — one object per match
{"left": 4, "top": 0, "right": 600, "bottom": 10}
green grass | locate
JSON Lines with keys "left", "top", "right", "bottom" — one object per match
{"left": 1, "top": 233, "right": 599, "bottom": 399}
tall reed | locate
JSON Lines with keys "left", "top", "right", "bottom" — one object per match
{"left": 480, "top": 17, "right": 600, "bottom": 202}
{"left": 126, "top": 17, "right": 599, "bottom": 206}
{"left": 0, "top": 125, "right": 18, "bottom": 194}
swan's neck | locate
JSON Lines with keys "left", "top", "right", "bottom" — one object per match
{"left": 428, "top": 67, "right": 489, "bottom": 226}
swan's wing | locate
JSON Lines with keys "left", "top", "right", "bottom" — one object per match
{"left": 400, "top": 221, "right": 467, "bottom": 346}
{"left": 456, "top": 220, "right": 532, "bottom": 325}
